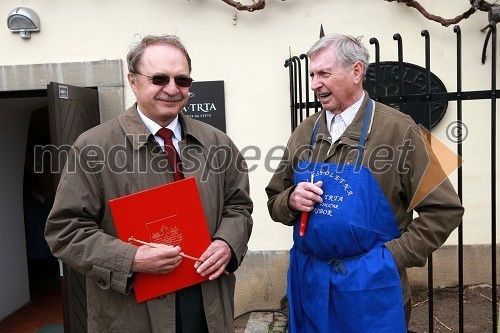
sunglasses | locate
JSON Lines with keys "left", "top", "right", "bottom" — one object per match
{"left": 133, "top": 72, "right": 193, "bottom": 87}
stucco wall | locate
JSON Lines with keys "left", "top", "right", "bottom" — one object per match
{"left": 1, "top": 0, "right": 498, "bottom": 320}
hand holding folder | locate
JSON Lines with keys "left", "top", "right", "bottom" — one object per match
{"left": 109, "top": 177, "right": 212, "bottom": 303}
{"left": 129, "top": 237, "right": 229, "bottom": 275}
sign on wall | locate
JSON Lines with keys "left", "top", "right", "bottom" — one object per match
{"left": 182, "top": 80, "right": 226, "bottom": 133}
{"left": 364, "top": 62, "right": 448, "bottom": 129}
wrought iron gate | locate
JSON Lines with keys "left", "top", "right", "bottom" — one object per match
{"left": 285, "top": 23, "right": 499, "bottom": 332}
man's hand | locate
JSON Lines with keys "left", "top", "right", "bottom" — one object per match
{"left": 194, "top": 239, "right": 231, "bottom": 280}
{"left": 131, "top": 244, "right": 182, "bottom": 274}
{"left": 289, "top": 180, "right": 324, "bottom": 212}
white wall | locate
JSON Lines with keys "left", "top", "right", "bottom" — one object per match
{"left": 0, "top": 0, "right": 497, "bottom": 255}
{"left": 0, "top": 100, "right": 32, "bottom": 320}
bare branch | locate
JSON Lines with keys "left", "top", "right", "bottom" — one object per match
{"left": 385, "top": 0, "right": 477, "bottom": 27}
{"left": 433, "top": 316, "right": 453, "bottom": 331}
{"left": 220, "top": 0, "right": 266, "bottom": 12}
{"left": 471, "top": 0, "right": 494, "bottom": 12}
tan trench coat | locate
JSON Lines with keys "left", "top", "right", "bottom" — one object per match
{"left": 45, "top": 105, "right": 253, "bottom": 333}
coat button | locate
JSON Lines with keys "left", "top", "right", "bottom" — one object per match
{"left": 98, "top": 279, "right": 106, "bottom": 287}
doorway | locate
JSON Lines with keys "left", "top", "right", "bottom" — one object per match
{"left": 0, "top": 91, "right": 62, "bottom": 331}
{"left": 24, "top": 103, "right": 58, "bottom": 282}
{"left": 0, "top": 60, "right": 124, "bottom": 332}
{"left": 23, "top": 99, "right": 63, "bottom": 331}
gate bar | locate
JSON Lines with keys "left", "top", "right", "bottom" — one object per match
{"left": 453, "top": 25, "right": 465, "bottom": 333}
{"left": 394, "top": 33, "right": 405, "bottom": 114}
{"left": 369, "top": 37, "right": 381, "bottom": 101}
{"left": 489, "top": 20, "right": 498, "bottom": 333}
{"left": 300, "top": 54, "right": 311, "bottom": 119}
{"left": 418, "top": 29, "right": 434, "bottom": 331}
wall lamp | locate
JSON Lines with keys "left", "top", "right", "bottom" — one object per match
{"left": 7, "top": 7, "right": 40, "bottom": 39}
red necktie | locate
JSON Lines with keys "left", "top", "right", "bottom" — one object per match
{"left": 156, "top": 128, "right": 184, "bottom": 181}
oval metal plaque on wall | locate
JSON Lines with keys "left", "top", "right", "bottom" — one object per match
{"left": 363, "top": 61, "right": 448, "bottom": 129}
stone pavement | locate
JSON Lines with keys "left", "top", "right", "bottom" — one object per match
{"left": 235, "top": 285, "right": 499, "bottom": 332}
{"left": 235, "top": 310, "right": 287, "bottom": 333}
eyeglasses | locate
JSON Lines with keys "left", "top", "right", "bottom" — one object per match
{"left": 133, "top": 72, "right": 193, "bottom": 87}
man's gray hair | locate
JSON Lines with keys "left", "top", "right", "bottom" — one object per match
{"left": 127, "top": 34, "right": 192, "bottom": 74}
{"left": 307, "top": 33, "right": 370, "bottom": 76}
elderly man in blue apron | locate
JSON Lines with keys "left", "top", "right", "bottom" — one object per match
{"left": 266, "top": 33, "right": 464, "bottom": 332}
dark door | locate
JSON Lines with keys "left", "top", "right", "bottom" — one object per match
{"left": 48, "top": 82, "right": 100, "bottom": 333}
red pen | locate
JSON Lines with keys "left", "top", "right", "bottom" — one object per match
{"left": 299, "top": 173, "right": 314, "bottom": 236}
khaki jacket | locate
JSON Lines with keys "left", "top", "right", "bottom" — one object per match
{"left": 266, "top": 93, "right": 464, "bottom": 303}
{"left": 45, "top": 105, "right": 253, "bottom": 332}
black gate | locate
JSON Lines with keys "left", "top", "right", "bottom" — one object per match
{"left": 285, "top": 23, "right": 499, "bottom": 332}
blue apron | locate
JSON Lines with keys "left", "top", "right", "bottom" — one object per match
{"left": 288, "top": 100, "right": 406, "bottom": 332}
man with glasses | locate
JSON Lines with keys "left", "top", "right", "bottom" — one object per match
{"left": 45, "top": 34, "right": 253, "bottom": 333}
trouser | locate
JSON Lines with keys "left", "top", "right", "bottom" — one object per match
{"left": 175, "top": 284, "right": 208, "bottom": 333}
{"left": 405, "top": 300, "right": 412, "bottom": 331}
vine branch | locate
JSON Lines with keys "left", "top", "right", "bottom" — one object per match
{"left": 217, "top": 0, "right": 499, "bottom": 25}
{"left": 220, "top": 0, "right": 266, "bottom": 12}
{"left": 384, "top": 0, "right": 490, "bottom": 27}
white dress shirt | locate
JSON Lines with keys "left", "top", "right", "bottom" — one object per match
{"left": 325, "top": 91, "right": 365, "bottom": 142}
{"left": 137, "top": 106, "right": 182, "bottom": 153}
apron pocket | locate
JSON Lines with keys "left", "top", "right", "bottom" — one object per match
{"left": 329, "top": 246, "right": 406, "bottom": 332}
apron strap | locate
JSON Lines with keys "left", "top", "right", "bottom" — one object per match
{"left": 355, "top": 99, "right": 374, "bottom": 168}
{"left": 308, "top": 99, "right": 375, "bottom": 165}
{"left": 329, "top": 252, "right": 367, "bottom": 275}
{"left": 306, "top": 116, "right": 322, "bottom": 162}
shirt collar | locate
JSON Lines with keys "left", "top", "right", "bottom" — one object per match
{"left": 326, "top": 91, "right": 365, "bottom": 128}
{"left": 136, "top": 105, "right": 182, "bottom": 141}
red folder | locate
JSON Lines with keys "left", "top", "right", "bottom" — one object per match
{"left": 109, "top": 177, "right": 211, "bottom": 303}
